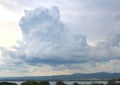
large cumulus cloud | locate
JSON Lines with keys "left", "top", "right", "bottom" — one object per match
{"left": 0, "top": 4, "right": 120, "bottom": 76}
{"left": 18, "top": 6, "right": 120, "bottom": 65}
{"left": 19, "top": 7, "right": 89, "bottom": 64}
{"left": 1, "top": 6, "right": 120, "bottom": 65}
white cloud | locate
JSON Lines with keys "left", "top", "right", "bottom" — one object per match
{"left": 0, "top": 0, "right": 120, "bottom": 76}
{"left": 87, "top": 59, "right": 120, "bottom": 73}
{"left": 0, "top": 0, "right": 26, "bottom": 12}
{"left": 18, "top": 6, "right": 89, "bottom": 63}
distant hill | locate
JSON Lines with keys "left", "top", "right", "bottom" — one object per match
{"left": 0, "top": 72, "right": 120, "bottom": 81}
{"left": 70, "top": 72, "right": 120, "bottom": 80}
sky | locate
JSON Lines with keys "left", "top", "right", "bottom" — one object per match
{"left": 0, "top": 0, "right": 120, "bottom": 77}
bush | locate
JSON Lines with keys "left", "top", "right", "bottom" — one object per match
{"left": 56, "top": 80, "right": 67, "bottom": 85}
{"left": 39, "top": 81, "right": 50, "bottom": 85}
{"left": 0, "top": 82, "right": 17, "bottom": 85}
{"left": 21, "top": 81, "right": 39, "bottom": 85}
{"left": 106, "top": 79, "right": 117, "bottom": 85}
{"left": 73, "top": 82, "right": 79, "bottom": 85}
{"left": 91, "top": 83, "right": 104, "bottom": 85}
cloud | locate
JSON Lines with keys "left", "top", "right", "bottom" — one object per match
{"left": 85, "top": 59, "right": 120, "bottom": 73}
{"left": 0, "top": 6, "right": 90, "bottom": 76}
{"left": 0, "top": 3, "right": 120, "bottom": 76}
{"left": 19, "top": 6, "right": 89, "bottom": 65}
{"left": 15, "top": 0, "right": 120, "bottom": 42}
{"left": 1, "top": 6, "right": 120, "bottom": 65}
{"left": 0, "top": 0, "right": 25, "bottom": 12}
{"left": 18, "top": 6, "right": 120, "bottom": 65}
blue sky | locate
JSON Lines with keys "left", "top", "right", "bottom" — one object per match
{"left": 0, "top": 0, "right": 120, "bottom": 77}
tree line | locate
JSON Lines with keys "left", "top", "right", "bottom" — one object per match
{"left": 0, "top": 79, "right": 120, "bottom": 85}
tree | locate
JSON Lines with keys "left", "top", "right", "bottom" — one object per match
{"left": 21, "top": 81, "right": 39, "bottom": 85}
{"left": 106, "top": 79, "right": 117, "bottom": 85}
{"left": 56, "top": 80, "right": 67, "bottom": 85}
{"left": 73, "top": 82, "right": 79, "bottom": 85}
{"left": 0, "top": 82, "right": 17, "bottom": 85}
{"left": 39, "top": 81, "right": 50, "bottom": 85}
{"left": 119, "top": 78, "right": 120, "bottom": 84}
{"left": 91, "top": 83, "right": 104, "bottom": 85}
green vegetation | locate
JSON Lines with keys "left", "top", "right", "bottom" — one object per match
{"left": 106, "top": 79, "right": 120, "bottom": 85}
{"left": 21, "top": 81, "right": 39, "bottom": 85}
{"left": 0, "top": 79, "right": 120, "bottom": 85}
{"left": 0, "top": 82, "right": 17, "bottom": 85}
{"left": 39, "top": 81, "right": 50, "bottom": 85}
{"left": 73, "top": 82, "right": 79, "bottom": 85}
{"left": 91, "top": 83, "right": 104, "bottom": 85}
{"left": 21, "top": 81, "right": 50, "bottom": 85}
{"left": 55, "top": 80, "right": 67, "bottom": 85}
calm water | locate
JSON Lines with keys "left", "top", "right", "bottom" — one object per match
{"left": 6, "top": 80, "right": 107, "bottom": 85}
